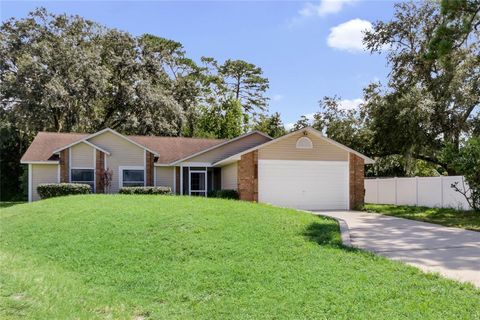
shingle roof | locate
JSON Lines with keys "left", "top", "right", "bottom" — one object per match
{"left": 129, "top": 135, "right": 226, "bottom": 164}
{"left": 21, "top": 131, "right": 225, "bottom": 164}
{"left": 21, "top": 132, "right": 88, "bottom": 162}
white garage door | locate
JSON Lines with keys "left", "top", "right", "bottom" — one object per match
{"left": 258, "top": 160, "right": 349, "bottom": 210}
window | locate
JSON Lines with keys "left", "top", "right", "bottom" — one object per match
{"left": 122, "top": 169, "right": 145, "bottom": 187}
{"left": 296, "top": 136, "right": 313, "bottom": 149}
{"left": 71, "top": 169, "right": 94, "bottom": 190}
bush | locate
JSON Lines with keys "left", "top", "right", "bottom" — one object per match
{"left": 441, "top": 137, "right": 480, "bottom": 211}
{"left": 37, "top": 183, "right": 92, "bottom": 199}
{"left": 119, "top": 186, "right": 172, "bottom": 195}
{"left": 207, "top": 189, "right": 239, "bottom": 200}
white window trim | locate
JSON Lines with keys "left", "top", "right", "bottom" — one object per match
{"left": 68, "top": 148, "right": 71, "bottom": 182}
{"left": 173, "top": 167, "right": 176, "bottom": 194}
{"left": 179, "top": 162, "right": 212, "bottom": 167}
{"left": 296, "top": 136, "right": 313, "bottom": 149}
{"left": 119, "top": 166, "right": 146, "bottom": 188}
{"left": 28, "top": 164, "right": 32, "bottom": 202}
{"left": 70, "top": 167, "right": 95, "bottom": 192}
{"left": 189, "top": 168, "right": 207, "bottom": 197}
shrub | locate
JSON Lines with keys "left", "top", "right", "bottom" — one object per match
{"left": 37, "top": 183, "right": 92, "bottom": 199}
{"left": 207, "top": 189, "right": 239, "bottom": 200}
{"left": 119, "top": 186, "right": 172, "bottom": 195}
{"left": 441, "top": 137, "right": 480, "bottom": 211}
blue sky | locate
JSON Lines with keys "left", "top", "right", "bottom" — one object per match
{"left": 1, "top": 0, "right": 396, "bottom": 128}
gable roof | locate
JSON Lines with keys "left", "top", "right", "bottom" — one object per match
{"left": 169, "top": 131, "right": 272, "bottom": 165}
{"left": 21, "top": 132, "right": 88, "bottom": 163}
{"left": 52, "top": 128, "right": 159, "bottom": 156}
{"left": 213, "top": 127, "right": 375, "bottom": 166}
{"left": 21, "top": 130, "right": 224, "bottom": 164}
{"left": 129, "top": 135, "right": 226, "bottom": 164}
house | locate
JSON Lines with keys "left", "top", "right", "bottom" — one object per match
{"left": 21, "top": 127, "right": 374, "bottom": 209}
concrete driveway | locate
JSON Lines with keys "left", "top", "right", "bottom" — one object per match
{"left": 312, "top": 210, "right": 480, "bottom": 288}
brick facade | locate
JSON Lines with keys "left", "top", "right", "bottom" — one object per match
{"left": 146, "top": 151, "right": 155, "bottom": 186}
{"left": 349, "top": 153, "right": 365, "bottom": 209}
{"left": 237, "top": 150, "right": 258, "bottom": 201}
{"left": 95, "top": 150, "right": 105, "bottom": 193}
{"left": 59, "top": 149, "right": 69, "bottom": 183}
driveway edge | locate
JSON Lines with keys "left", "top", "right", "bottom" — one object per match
{"left": 307, "top": 211, "right": 352, "bottom": 247}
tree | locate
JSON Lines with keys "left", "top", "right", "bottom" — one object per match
{"left": 196, "top": 99, "right": 243, "bottom": 139}
{"left": 0, "top": 8, "right": 272, "bottom": 200}
{"left": 429, "top": 0, "right": 480, "bottom": 59}
{"left": 219, "top": 59, "right": 269, "bottom": 114}
{"left": 293, "top": 115, "right": 310, "bottom": 131}
{"left": 441, "top": 137, "right": 480, "bottom": 211}
{"left": 363, "top": 1, "right": 479, "bottom": 172}
{"left": 139, "top": 34, "right": 204, "bottom": 136}
{"left": 312, "top": 96, "right": 373, "bottom": 156}
{"left": 253, "top": 112, "right": 286, "bottom": 138}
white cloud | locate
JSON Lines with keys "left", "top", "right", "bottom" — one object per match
{"left": 299, "top": 0, "right": 356, "bottom": 17}
{"left": 272, "top": 94, "right": 284, "bottom": 102}
{"left": 285, "top": 122, "right": 295, "bottom": 130}
{"left": 339, "top": 98, "right": 364, "bottom": 110}
{"left": 327, "top": 18, "right": 372, "bottom": 52}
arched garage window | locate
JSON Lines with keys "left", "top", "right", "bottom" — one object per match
{"left": 296, "top": 136, "right": 313, "bottom": 149}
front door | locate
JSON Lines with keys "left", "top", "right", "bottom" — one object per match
{"left": 189, "top": 170, "right": 207, "bottom": 196}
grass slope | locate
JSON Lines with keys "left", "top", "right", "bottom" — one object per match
{"left": 364, "top": 203, "right": 480, "bottom": 231}
{"left": 1, "top": 195, "right": 479, "bottom": 319}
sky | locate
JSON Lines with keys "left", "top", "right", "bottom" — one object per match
{"left": 1, "top": 0, "right": 397, "bottom": 129}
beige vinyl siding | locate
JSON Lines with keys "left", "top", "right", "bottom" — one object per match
{"left": 70, "top": 142, "right": 94, "bottom": 168}
{"left": 88, "top": 131, "right": 145, "bottom": 193}
{"left": 187, "top": 133, "right": 270, "bottom": 164}
{"left": 155, "top": 167, "right": 175, "bottom": 190}
{"left": 258, "top": 131, "right": 348, "bottom": 161}
{"left": 31, "top": 164, "right": 59, "bottom": 201}
{"left": 221, "top": 162, "right": 238, "bottom": 190}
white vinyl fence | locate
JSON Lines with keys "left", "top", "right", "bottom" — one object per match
{"left": 365, "top": 176, "right": 470, "bottom": 210}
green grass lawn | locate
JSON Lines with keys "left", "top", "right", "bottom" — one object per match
{"left": 1, "top": 196, "right": 479, "bottom": 319}
{"left": 0, "top": 202, "right": 26, "bottom": 209}
{"left": 364, "top": 203, "right": 480, "bottom": 231}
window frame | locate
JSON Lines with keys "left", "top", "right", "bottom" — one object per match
{"left": 296, "top": 136, "right": 313, "bottom": 149}
{"left": 119, "top": 166, "right": 146, "bottom": 188}
{"left": 70, "top": 167, "right": 95, "bottom": 192}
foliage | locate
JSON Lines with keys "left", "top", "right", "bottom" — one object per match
{"left": 429, "top": 0, "right": 480, "bottom": 59}
{"left": 292, "top": 115, "right": 311, "bottom": 131}
{"left": 0, "top": 118, "right": 27, "bottom": 200}
{"left": 364, "top": 203, "right": 480, "bottom": 231}
{"left": 37, "top": 183, "right": 92, "bottom": 199}
{"left": 118, "top": 186, "right": 172, "bottom": 195}
{"left": 253, "top": 112, "right": 286, "bottom": 138}
{"left": 1, "top": 195, "right": 479, "bottom": 318}
{"left": 98, "top": 168, "right": 113, "bottom": 194}
{"left": 0, "top": 8, "right": 270, "bottom": 200}
{"left": 196, "top": 99, "right": 244, "bottom": 139}
{"left": 291, "top": 1, "right": 480, "bottom": 177}
{"left": 363, "top": 1, "right": 479, "bottom": 173}
{"left": 214, "top": 59, "right": 269, "bottom": 114}
{"left": 441, "top": 137, "right": 480, "bottom": 210}
{"left": 207, "top": 189, "right": 239, "bottom": 200}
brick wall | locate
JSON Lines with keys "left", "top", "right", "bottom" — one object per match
{"left": 95, "top": 150, "right": 105, "bottom": 193}
{"left": 146, "top": 151, "right": 155, "bottom": 186}
{"left": 237, "top": 150, "right": 258, "bottom": 201}
{"left": 59, "top": 149, "right": 69, "bottom": 183}
{"left": 349, "top": 153, "right": 365, "bottom": 209}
